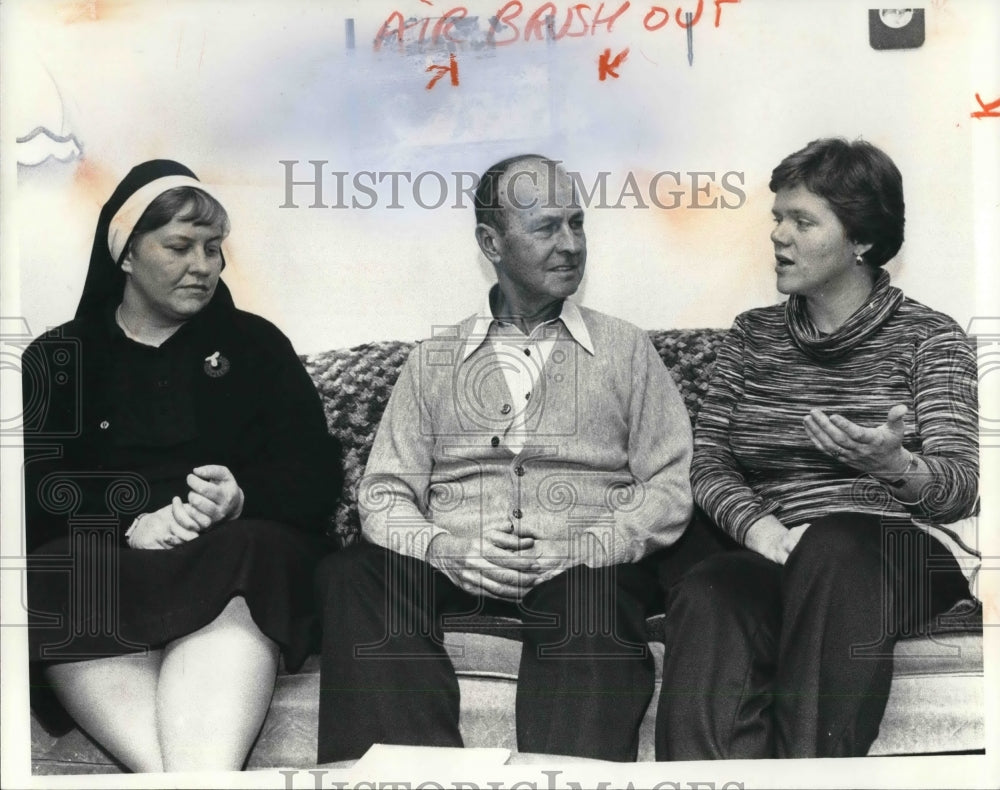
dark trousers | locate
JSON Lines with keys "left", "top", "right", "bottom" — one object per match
{"left": 655, "top": 512, "right": 971, "bottom": 759}
{"left": 315, "top": 541, "right": 662, "bottom": 763}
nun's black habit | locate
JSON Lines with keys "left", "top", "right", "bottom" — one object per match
{"left": 23, "top": 162, "right": 341, "bottom": 732}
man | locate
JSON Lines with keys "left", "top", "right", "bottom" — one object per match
{"left": 315, "top": 155, "right": 693, "bottom": 763}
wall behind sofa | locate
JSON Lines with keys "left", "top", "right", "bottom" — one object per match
{"left": 4, "top": 0, "right": 997, "bottom": 354}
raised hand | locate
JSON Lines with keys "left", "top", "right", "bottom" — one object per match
{"left": 803, "top": 404, "right": 910, "bottom": 477}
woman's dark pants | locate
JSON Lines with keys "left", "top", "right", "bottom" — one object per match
{"left": 655, "top": 512, "right": 970, "bottom": 759}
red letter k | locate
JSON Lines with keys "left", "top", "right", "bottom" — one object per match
{"left": 598, "top": 47, "right": 629, "bottom": 81}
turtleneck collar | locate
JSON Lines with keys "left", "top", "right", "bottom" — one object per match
{"left": 785, "top": 269, "right": 904, "bottom": 361}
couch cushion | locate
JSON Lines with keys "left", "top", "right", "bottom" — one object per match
{"left": 302, "top": 340, "right": 415, "bottom": 546}
{"left": 29, "top": 601, "right": 983, "bottom": 773}
{"left": 646, "top": 328, "right": 725, "bottom": 422}
{"left": 869, "top": 631, "right": 984, "bottom": 755}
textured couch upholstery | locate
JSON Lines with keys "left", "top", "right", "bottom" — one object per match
{"left": 30, "top": 329, "right": 984, "bottom": 774}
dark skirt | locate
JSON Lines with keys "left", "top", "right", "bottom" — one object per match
{"left": 27, "top": 518, "right": 321, "bottom": 672}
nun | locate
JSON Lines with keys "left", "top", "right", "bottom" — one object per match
{"left": 23, "top": 160, "right": 341, "bottom": 772}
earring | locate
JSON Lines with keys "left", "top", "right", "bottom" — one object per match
{"left": 855, "top": 252, "right": 865, "bottom": 266}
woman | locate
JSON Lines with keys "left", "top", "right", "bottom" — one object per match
{"left": 655, "top": 138, "right": 979, "bottom": 759}
{"left": 22, "top": 160, "right": 341, "bottom": 772}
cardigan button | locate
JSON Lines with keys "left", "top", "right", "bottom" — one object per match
{"left": 500, "top": 403, "right": 512, "bottom": 415}
{"left": 514, "top": 465, "right": 525, "bottom": 477}
{"left": 490, "top": 436, "right": 500, "bottom": 447}
{"left": 99, "top": 420, "right": 110, "bottom": 430}
{"left": 512, "top": 508, "right": 523, "bottom": 519}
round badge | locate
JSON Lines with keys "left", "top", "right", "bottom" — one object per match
{"left": 203, "top": 351, "right": 231, "bottom": 378}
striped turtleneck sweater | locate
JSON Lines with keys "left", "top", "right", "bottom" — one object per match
{"left": 691, "top": 271, "right": 979, "bottom": 565}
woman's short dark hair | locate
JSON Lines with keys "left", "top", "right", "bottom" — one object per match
{"left": 124, "top": 186, "right": 230, "bottom": 259}
{"left": 769, "top": 138, "right": 905, "bottom": 267}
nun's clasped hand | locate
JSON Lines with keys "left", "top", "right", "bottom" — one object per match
{"left": 185, "top": 464, "right": 245, "bottom": 526}
{"left": 128, "top": 505, "right": 201, "bottom": 550}
{"left": 803, "top": 404, "right": 909, "bottom": 476}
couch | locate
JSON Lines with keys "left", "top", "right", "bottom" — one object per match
{"left": 30, "top": 329, "right": 984, "bottom": 774}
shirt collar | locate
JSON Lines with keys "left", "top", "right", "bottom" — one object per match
{"left": 460, "top": 286, "right": 595, "bottom": 361}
